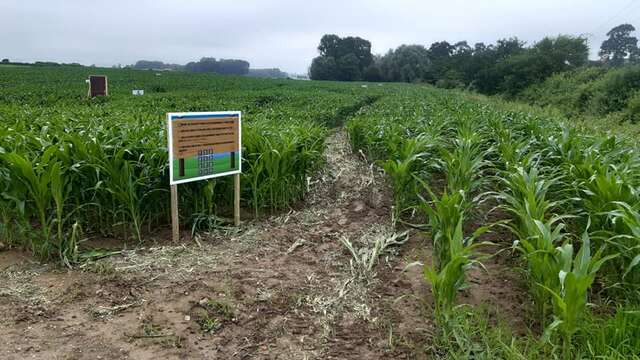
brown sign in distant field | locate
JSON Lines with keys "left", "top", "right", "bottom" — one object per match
{"left": 88, "top": 75, "right": 108, "bottom": 97}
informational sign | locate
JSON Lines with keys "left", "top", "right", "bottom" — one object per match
{"left": 167, "top": 111, "right": 241, "bottom": 185}
{"left": 88, "top": 75, "right": 108, "bottom": 97}
{"left": 132, "top": 89, "right": 144, "bottom": 96}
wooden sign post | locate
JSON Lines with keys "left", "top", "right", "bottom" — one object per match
{"left": 171, "top": 184, "right": 180, "bottom": 241}
{"left": 167, "top": 111, "right": 242, "bottom": 242}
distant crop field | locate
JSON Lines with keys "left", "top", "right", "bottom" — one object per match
{"left": 0, "top": 65, "right": 638, "bottom": 359}
{"left": 0, "top": 65, "right": 378, "bottom": 255}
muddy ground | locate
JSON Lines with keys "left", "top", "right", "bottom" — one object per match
{"left": 0, "top": 130, "right": 528, "bottom": 359}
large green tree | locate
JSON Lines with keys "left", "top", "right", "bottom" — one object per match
{"left": 309, "top": 34, "right": 373, "bottom": 81}
{"left": 309, "top": 56, "right": 338, "bottom": 80}
{"left": 599, "top": 24, "right": 639, "bottom": 66}
{"left": 378, "top": 45, "right": 431, "bottom": 82}
{"left": 493, "top": 35, "right": 588, "bottom": 96}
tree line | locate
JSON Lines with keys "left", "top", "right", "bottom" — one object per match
{"left": 309, "top": 24, "right": 640, "bottom": 96}
{"left": 132, "top": 58, "right": 250, "bottom": 75}
{"left": 131, "top": 59, "right": 288, "bottom": 78}
{"left": 0, "top": 57, "right": 257, "bottom": 76}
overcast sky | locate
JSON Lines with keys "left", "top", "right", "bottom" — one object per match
{"left": 2, "top": 0, "right": 640, "bottom": 73}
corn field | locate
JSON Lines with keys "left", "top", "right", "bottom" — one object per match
{"left": 0, "top": 67, "right": 375, "bottom": 263}
{"left": 347, "top": 87, "right": 640, "bottom": 358}
{"left": 1, "top": 66, "right": 639, "bottom": 358}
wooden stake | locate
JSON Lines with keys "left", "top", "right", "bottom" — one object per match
{"left": 171, "top": 184, "right": 179, "bottom": 242}
{"left": 234, "top": 173, "right": 240, "bottom": 226}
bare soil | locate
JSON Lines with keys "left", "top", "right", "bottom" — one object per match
{"left": 0, "top": 130, "right": 527, "bottom": 359}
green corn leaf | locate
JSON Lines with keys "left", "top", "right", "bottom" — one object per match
{"left": 623, "top": 254, "right": 640, "bottom": 279}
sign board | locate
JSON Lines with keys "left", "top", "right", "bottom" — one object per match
{"left": 132, "top": 89, "right": 144, "bottom": 96}
{"left": 167, "top": 111, "right": 241, "bottom": 185}
{"left": 167, "top": 111, "right": 242, "bottom": 240}
{"left": 88, "top": 75, "right": 108, "bottom": 97}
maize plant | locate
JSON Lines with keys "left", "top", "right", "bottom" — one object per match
{"left": 416, "top": 181, "right": 466, "bottom": 270}
{"left": 380, "top": 134, "right": 433, "bottom": 217}
{"left": 1, "top": 149, "right": 76, "bottom": 263}
{"left": 607, "top": 201, "right": 640, "bottom": 293}
{"left": 542, "top": 228, "right": 617, "bottom": 359}
{"left": 416, "top": 179, "right": 492, "bottom": 320}
{"left": 496, "top": 165, "right": 561, "bottom": 238}
{"left": 514, "top": 216, "right": 568, "bottom": 327}
{"left": 439, "top": 137, "right": 492, "bottom": 197}
{"left": 422, "top": 220, "right": 492, "bottom": 321}
{"left": 495, "top": 163, "right": 572, "bottom": 325}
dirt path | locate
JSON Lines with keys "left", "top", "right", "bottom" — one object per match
{"left": 0, "top": 129, "right": 527, "bottom": 359}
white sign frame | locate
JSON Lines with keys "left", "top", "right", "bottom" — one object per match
{"left": 167, "top": 111, "right": 242, "bottom": 185}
